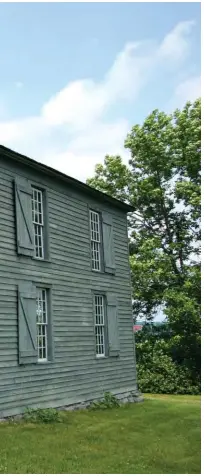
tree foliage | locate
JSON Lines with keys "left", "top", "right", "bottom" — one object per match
{"left": 135, "top": 323, "right": 200, "bottom": 395}
{"left": 87, "top": 99, "right": 201, "bottom": 385}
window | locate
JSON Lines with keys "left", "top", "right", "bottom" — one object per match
{"left": 15, "top": 178, "right": 49, "bottom": 260}
{"left": 90, "top": 210, "right": 101, "bottom": 271}
{"left": 94, "top": 294, "right": 106, "bottom": 357}
{"left": 32, "top": 187, "right": 44, "bottom": 259}
{"left": 36, "top": 288, "right": 48, "bottom": 361}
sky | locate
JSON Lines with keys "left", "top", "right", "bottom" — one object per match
{"left": 0, "top": 2, "right": 201, "bottom": 183}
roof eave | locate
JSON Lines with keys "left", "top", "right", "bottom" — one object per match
{"left": 0, "top": 145, "right": 135, "bottom": 213}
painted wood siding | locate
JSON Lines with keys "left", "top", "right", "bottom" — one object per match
{"left": 0, "top": 156, "right": 137, "bottom": 418}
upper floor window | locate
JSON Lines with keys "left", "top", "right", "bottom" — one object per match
{"left": 90, "top": 210, "right": 101, "bottom": 271}
{"left": 32, "top": 187, "right": 44, "bottom": 259}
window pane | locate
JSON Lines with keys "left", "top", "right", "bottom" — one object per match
{"left": 36, "top": 288, "right": 48, "bottom": 361}
{"left": 90, "top": 211, "right": 100, "bottom": 242}
{"left": 91, "top": 241, "right": 100, "bottom": 271}
{"left": 32, "top": 188, "right": 44, "bottom": 259}
{"left": 94, "top": 294, "right": 105, "bottom": 356}
{"left": 90, "top": 210, "right": 101, "bottom": 271}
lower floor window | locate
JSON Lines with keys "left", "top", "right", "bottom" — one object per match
{"left": 36, "top": 288, "right": 48, "bottom": 361}
{"left": 94, "top": 294, "right": 106, "bottom": 357}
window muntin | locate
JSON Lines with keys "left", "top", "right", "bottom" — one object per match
{"left": 90, "top": 210, "right": 101, "bottom": 271}
{"left": 36, "top": 288, "right": 48, "bottom": 361}
{"left": 94, "top": 294, "right": 105, "bottom": 357}
{"left": 32, "top": 187, "right": 44, "bottom": 259}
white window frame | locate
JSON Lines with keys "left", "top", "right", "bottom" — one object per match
{"left": 36, "top": 288, "right": 48, "bottom": 362}
{"left": 94, "top": 294, "right": 106, "bottom": 357}
{"left": 90, "top": 210, "right": 101, "bottom": 271}
{"left": 32, "top": 187, "right": 44, "bottom": 259}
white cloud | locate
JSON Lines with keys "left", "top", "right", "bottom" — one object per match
{"left": 41, "top": 42, "right": 148, "bottom": 132}
{"left": 174, "top": 75, "right": 201, "bottom": 105}
{"left": 69, "top": 120, "right": 129, "bottom": 154}
{"left": 104, "top": 42, "right": 148, "bottom": 102}
{"left": 0, "top": 20, "right": 197, "bottom": 182}
{"left": 166, "top": 74, "right": 201, "bottom": 112}
{"left": 42, "top": 80, "right": 107, "bottom": 131}
{"left": 158, "top": 20, "right": 195, "bottom": 63}
{"left": 38, "top": 120, "right": 130, "bottom": 182}
{"left": 0, "top": 116, "right": 48, "bottom": 155}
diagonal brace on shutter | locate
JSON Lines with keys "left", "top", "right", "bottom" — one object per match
{"left": 19, "top": 295, "right": 37, "bottom": 351}
{"left": 16, "top": 187, "right": 33, "bottom": 244}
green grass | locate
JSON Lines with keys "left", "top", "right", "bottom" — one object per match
{"left": 0, "top": 394, "right": 200, "bottom": 474}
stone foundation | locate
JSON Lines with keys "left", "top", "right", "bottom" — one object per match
{"left": 59, "top": 390, "right": 143, "bottom": 412}
{"left": 0, "top": 390, "right": 143, "bottom": 421}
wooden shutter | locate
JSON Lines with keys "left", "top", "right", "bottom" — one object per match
{"left": 102, "top": 212, "right": 115, "bottom": 274}
{"left": 107, "top": 293, "right": 120, "bottom": 357}
{"left": 18, "top": 283, "right": 37, "bottom": 365}
{"left": 14, "top": 177, "right": 34, "bottom": 256}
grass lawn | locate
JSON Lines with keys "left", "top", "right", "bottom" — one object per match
{"left": 0, "top": 394, "right": 200, "bottom": 474}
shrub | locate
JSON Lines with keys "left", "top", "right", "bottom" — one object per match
{"left": 89, "top": 392, "right": 120, "bottom": 410}
{"left": 137, "top": 349, "right": 200, "bottom": 395}
{"left": 135, "top": 326, "right": 200, "bottom": 395}
{"left": 24, "top": 407, "right": 62, "bottom": 423}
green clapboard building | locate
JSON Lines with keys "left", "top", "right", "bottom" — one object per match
{"left": 0, "top": 145, "right": 139, "bottom": 418}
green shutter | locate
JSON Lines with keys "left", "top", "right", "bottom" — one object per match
{"left": 18, "top": 283, "right": 37, "bottom": 365}
{"left": 107, "top": 293, "right": 120, "bottom": 357}
{"left": 102, "top": 212, "right": 115, "bottom": 274}
{"left": 14, "top": 177, "right": 34, "bottom": 256}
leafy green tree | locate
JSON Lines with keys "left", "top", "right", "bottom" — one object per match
{"left": 135, "top": 323, "right": 200, "bottom": 394}
{"left": 87, "top": 98, "right": 201, "bottom": 383}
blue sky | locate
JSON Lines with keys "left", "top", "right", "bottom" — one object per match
{"left": 0, "top": 2, "right": 201, "bottom": 182}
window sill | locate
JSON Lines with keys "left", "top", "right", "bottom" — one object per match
{"left": 91, "top": 269, "right": 116, "bottom": 276}
{"left": 96, "top": 355, "right": 108, "bottom": 360}
{"left": 32, "top": 257, "right": 51, "bottom": 263}
{"left": 95, "top": 355, "right": 120, "bottom": 361}
{"left": 92, "top": 269, "right": 104, "bottom": 274}
{"left": 37, "top": 360, "right": 53, "bottom": 365}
